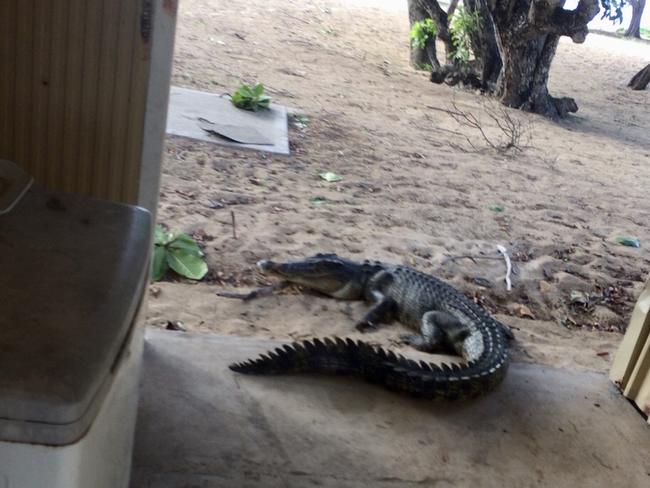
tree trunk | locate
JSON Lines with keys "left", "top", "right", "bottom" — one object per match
{"left": 465, "top": 0, "right": 502, "bottom": 91}
{"left": 628, "top": 63, "right": 650, "bottom": 90}
{"left": 625, "top": 0, "right": 646, "bottom": 38}
{"left": 417, "top": 0, "right": 455, "bottom": 62}
{"left": 496, "top": 34, "right": 578, "bottom": 118}
{"left": 409, "top": 0, "right": 600, "bottom": 118}
{"left": 408, "top": 0, "right": 439, "bottom": 69}
{"left": 446, "top": 0, "right": 459, "bottom": 18}
{"left": 490, "top": 0, "right": 599, "bottom": 118}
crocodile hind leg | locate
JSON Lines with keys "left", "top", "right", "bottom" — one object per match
{"left": 400, "top": 311, "right": 470, "bottom": 355}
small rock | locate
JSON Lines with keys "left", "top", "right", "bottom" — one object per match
{"left": 539, "top": 281, "right": 553, "bottom": 294}
{"left": 591, "top": 305, "right": 621, "bottom": 324}
{"left": 508, "top": 303, "right": 535, "bottom": 319}
{"left": 166, "top": 320, "right": 187, "bottom": 331}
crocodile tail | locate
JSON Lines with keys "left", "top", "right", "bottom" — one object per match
{"left": 229, "top": 337, "right": 508, "bottom": 400}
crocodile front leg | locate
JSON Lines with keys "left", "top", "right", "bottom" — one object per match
{"left": 355, "top": 270, "right": 397, "bottom": 332}
{"left": 355, "top": 290, "right": 397, "bottom": 332}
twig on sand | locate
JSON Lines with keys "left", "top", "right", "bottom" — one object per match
{"left": 217, "top": 282, "right": 289, "bottom": 301}
{"left": 496, "top": 245, "right": 512, "bottom": 291}
{"left": 231, "top": 210, "right": 237, "bottom": 239}
{"left": 442, "top": 254, "right": 504, "bottom": 265}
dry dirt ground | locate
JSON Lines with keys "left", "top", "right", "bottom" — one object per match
{"left": 148, "top": 0, "right": 650, "bottom": 373}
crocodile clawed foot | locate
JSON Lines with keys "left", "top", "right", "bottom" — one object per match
{"left": 355, "top": 321, "right": 377, "bottom": 333}
{"left": 398, "top": 333, "right": 419, "bottom": 345}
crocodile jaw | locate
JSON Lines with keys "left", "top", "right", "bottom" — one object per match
{"left": 256, "top": 258, "right": 366, "bottom": 299}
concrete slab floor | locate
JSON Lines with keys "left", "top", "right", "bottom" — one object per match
{"left": 131, "top": 329, "right": 650, "bottom": 488}
{"left": 166, "top": 86, "right": 290, "bottom": 155}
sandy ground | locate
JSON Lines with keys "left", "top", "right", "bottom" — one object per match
{"left": 148, "top": 0, "right": 650, "bottom": 373}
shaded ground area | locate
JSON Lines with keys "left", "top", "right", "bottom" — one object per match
{"left": 149, "top": 0, "right": 650, "bottom": 373}
{"left": 131, "top": 330, "right": 650, "bottom": 487}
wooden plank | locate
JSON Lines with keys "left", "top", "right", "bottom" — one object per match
{"left": 30, "top": 0, "right": 53, "bottom": 184}
{"left": 0, "top": 0, "right": 17, "bottom": 161}
{"left": 61, "top": 0, "right": 86, "bottom": 193}
{"left": 76, "top": 0, "right": 104, "bottom": 195}
{"left": 626, "top": 343, "right": 650, "bottom": 421}
{"left": 92, "top": 0, "right": 122, "bottom": 200}
{"left": 122, "top": 0, "right": 153, "bottom": 203}
{"left": 1, "top": 0, "right": 166, "bottom": 205}
{"left": 13, "top": 0, "right": 35, "bottom": 170}
{"left": 610, "top": 278, "right": 650, "bottom": 389}
{"left": 108, "top": 0, "right": 138, "bottom": 203}
{"left": 46, "top": 0, "right": 70, "bottom": 190}
{"left": 623, "top": 333, "right": 650, "bottom": 416}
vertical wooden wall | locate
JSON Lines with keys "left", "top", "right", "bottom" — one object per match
{"left": 0, "top": 0, "right": 154, "bottom": 204}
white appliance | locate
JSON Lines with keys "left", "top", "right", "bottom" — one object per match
{"left": 0, "top": 161, "right": 151, "bottom": 487}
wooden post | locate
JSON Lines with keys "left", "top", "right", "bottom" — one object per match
{"left": 0, "top": 0, "right": 176, "bottom": 213}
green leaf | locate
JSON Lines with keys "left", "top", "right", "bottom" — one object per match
{"left": 319, "top": 171, "right": 342, "bottom": 182}
{"left": 292, "top": 114, "right": 310, "bottom": 127}
{"left": 167, "top": 248, "right": 208, "bottom": 280}
{"left": 169, "top": 233, "right": 203, "bottom": 257}
{"left": 155, "top": 225, "right": 165, "bottom": 244}
{"left": 615, "top": 236, "right": 640, "bottom": 248}
{"left": 152, "top": 245, "right": 169, "bottom": 281}
{"left": 410, "top": 18, "right": 437, "bottom": 50}
{"left": 231, "top": 83, "right": 271, "bottom": 111}
{"left": 310, "top": 196, "right": 327, "bottom": 205}
{"left": 449, "top": 6, "right": 480, "bottom": 65}
{"left": 155, "top": 224, "right": 175, "bottom": 245}
{"left": 488, "top": 204, "right": 504, "bottom": 213}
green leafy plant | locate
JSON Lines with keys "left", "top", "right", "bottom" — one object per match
{"left": 449, "top": 6, "right": 481, "bottom": 64}
{"left": 291, "top": 113, "right": 310, "bottom": 128}
{"left": 153, "top": 225, "right": 208, "bottom": 281}
{"left": 416, "top": 62, "right": 433, "bottom": 72}
{"left": 231, "top": 83, "right": 271, "bottom": 111}
{"left": 410, "top": 18, "right": 438, "bottom": 50}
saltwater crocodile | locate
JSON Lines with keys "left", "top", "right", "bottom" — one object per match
{"left": 229, "top": 253, "right": 514, "bottom": 400}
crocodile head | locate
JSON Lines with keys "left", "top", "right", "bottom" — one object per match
{"left": 257, "top": 253, "right": 379, "bottom": 299}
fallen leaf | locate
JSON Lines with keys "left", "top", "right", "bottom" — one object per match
{"left": 615, "top": 236, "right": 640, "bottom": 248}
{"left": 596, "top": 351, "right": 610, "bottom": 357}
{"left": 310, "top": 196, "right": 328, "bottom": 205}
{"left": 319, "top": 171, "right": 342, "bottom": 182}
{"left": 206, "top": 199, "right": 225, "bottom": 209}
{"left": 570, "top": 290, "right": 590, "bottom": 305}
{"left": 509, "top": 303, "right": 535, "bottom": 319}
{"left": 488, "top": 204, "right": 505, "bottom": 213}
{"left": 291, "top": 114, "right": 310, "bottom": 128}
{"left": 539, "top": 281, "right": 553, "bottom": 294}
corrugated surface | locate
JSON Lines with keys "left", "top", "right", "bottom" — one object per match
{"left": 0, "top": 0, "right": 152, "bottom": 203}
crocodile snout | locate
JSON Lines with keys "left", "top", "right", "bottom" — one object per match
{"left": 257, "top": 260, "right": 276, "bottom": 273}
